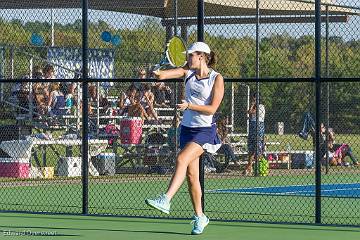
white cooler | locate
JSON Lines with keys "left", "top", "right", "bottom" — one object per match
{"left": 56, "top": 157, "right": 99, "bottom": 177}
{"left": 57, "top": 157, "right": 82, "bottom": 177}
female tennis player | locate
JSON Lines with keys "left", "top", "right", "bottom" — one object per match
{"left": 145, "top": 42, "right": 224, "bottom": 235}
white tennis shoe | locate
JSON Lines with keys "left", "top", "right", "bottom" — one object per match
{"left": 145, "top": 194, "right": 171, "bottom": 214}
{"left": 191, "top": 214, "right": 209, "bottom": 235}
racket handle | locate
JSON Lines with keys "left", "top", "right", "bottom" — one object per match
{"left": 152, "top": 64, "right": 161, "bottom": 72}
{"left": 152, "top": 64, "right": 169, "bottom": 73}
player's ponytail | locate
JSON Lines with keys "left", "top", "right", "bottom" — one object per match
{"left": 206, "top": 51, "right": 216, "bottom": 68}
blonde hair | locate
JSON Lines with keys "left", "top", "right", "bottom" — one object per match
{"left": 50, "top": 83, "right": 60, "bottom": 92}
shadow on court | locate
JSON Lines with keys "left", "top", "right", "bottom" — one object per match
{"left": 0, "top": 213, "right": 188, "bottom": 225}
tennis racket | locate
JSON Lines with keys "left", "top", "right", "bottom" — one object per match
{"left": 153, "top": 36, "right": 187, "bottom": 71}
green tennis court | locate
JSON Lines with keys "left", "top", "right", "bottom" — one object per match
{"left": 1, "top": 212, "right": 360, "bottom": 240}
{"left": 1, "top": 172, "right": 360, "bottom": 225}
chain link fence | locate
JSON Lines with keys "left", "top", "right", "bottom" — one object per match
{"left": 0, "top": 0, "right": 359, "bottom": 226}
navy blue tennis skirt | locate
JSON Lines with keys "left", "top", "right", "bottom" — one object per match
{"left": 179, "top": 124, "right": 222, "bottom": 153}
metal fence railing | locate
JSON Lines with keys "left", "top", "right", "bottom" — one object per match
{"left": 0, "top": 0, "right": 359, "bottom": 226}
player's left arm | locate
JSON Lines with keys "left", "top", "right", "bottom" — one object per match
{"left": 178, "top": 74, "right": 224, "bottom": 115}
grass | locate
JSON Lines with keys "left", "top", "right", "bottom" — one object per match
{"left": 266, "top": 134, "right": 360, "bottom": 153}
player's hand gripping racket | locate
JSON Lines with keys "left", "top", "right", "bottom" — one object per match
{"left": 153, "top": 36, "right": 187, "bottom": 71}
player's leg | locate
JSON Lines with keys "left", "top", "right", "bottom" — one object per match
{"left": 186, "top": 156, "right": 202, "bottom": 215}
{"left": 166, "top": 142, "right": 204, "bottom": 199}
{"left": 187, "top": 155, "right": 209, "bottom": 235}
{"left": 145, "top": 142, "right": 203, "bottom": 214}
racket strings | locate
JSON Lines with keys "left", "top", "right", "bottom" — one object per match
{"left": 155, "top": 36, "right": 187, "bottom": 70}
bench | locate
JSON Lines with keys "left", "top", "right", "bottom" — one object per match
{"left": 113, "top": 143, "right": 174, "bottom": 174}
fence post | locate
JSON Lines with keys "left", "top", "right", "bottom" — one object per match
{"left": 82, "top": 0, "right": 89, "bottom": 215}
{"left": 254, "top": 0, "right": 260, "bottom": 176}
{"left": 325, "top": 5, "right": 330, "bottom": 175}
{"left": 197, "top": 0, "right": 205, "bottom": 213}
{"left": 197, "top": 0, "right": 204, "bottom": 42}
{"left": 314, "top": 0, "right": 322, "bottom": 224}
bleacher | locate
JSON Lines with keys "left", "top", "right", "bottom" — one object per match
{"left": 2, "top": 89, "right": 304, "bottom": 176}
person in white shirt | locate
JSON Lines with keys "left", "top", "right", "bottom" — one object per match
{"left": 145, "top": 42, "right": 224, "bottom": 235}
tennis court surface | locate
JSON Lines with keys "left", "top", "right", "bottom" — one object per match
{"left": 1, "top": 212, "right": 360, "bottom": 240}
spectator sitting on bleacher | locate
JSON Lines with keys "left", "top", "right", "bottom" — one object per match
{"left": 118, "top": 85, "right": 137, "bottom": 116}
{"left": 12, "top": 66, "right": 43, "bottom": 114}
{"left": 141, "top": 83, "right": 158, "bottom": 121}
{"left": 89, "top": 84, "right": 110, "bottom": 115}
{"left": 33, "top": 82, "right": 49, "bottom": 115}
{"left": 47, "top": 83, "right": 66, "bottom": 116}
{"left": 41, "top": 64, "right": 55, "bottom": 94}
{"left": 31, "top": 65, "right": 53, "bottom": 115}
{"left": 152, "top": 82, "right": 173, "bottom": 107}
{"left": 65, "top": 82, "right": 76, "bottom": 110}
{"left": 43, "top": 64, "right": 55, "bottom": 80}
{"left": 128, "top": 89, "right": 148, "bottom": 121}
{"left": 32, "top": 65, "right": 43, "bottom": 79}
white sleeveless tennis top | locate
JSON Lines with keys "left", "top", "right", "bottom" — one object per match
{"left": 181, "top": 69, "right": 220, "bottom": 128}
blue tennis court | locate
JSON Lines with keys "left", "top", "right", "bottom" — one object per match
{"left": 207, "top": 183, "right": 360, "bottom": 198}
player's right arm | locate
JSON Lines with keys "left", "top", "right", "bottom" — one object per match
{"left": 153, "top": 67, "right": 188, "bottom": 80}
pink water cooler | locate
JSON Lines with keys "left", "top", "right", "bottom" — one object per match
{"left": 120, "top": 117, "right": 143, "bottom": 144}
{"left": 0, "top": 160, "right": 30, "bottom": 178}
